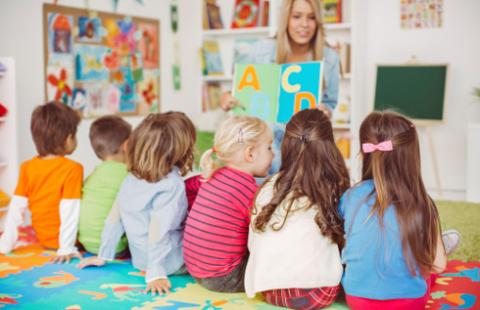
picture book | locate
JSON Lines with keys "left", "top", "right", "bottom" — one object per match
{"left": 205, "top": 0, "right": 223, "bottom": 29}
{"left": 232, "top": 61, "right": 324, "bottom": 123}
{"left": 202, "top": 39, "right": 223, "bottom": 75}
{"left": 231, "top": 0, "right": 260, "bottom": 28}
{"left": 259, "top": 0, "right": 270, "bottom": 27}
{"left": 323, "top": 0, "right": 342, "bottom": 24}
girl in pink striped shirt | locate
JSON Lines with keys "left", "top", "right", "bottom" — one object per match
{"left": 183, "top": 115, "right": 274, "bottom": 292}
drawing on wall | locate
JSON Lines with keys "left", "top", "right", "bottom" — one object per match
{"left": 400, "top": 0, "right": 443, "bottom": 29}
{"left": 43, "top": 4, "right": 160, "bottom": 117}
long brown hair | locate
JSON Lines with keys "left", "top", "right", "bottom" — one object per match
{"left": 276, "top": 0, "right": 325, "bottom": 64}
{"left": 360, "top": 111, "right": 440, "bottom": 276}
{"left": 253, "top": 109, "right": 349, "bottom": 247}
{"left": 127, "top": 112, "right": 196, "bottom": 182}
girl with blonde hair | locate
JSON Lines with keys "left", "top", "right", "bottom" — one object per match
{"left": 183, "top": 115, "right": 274, "bottom": 292}
{"left": 78, "top": 112, "right": 196, "bottom": 295}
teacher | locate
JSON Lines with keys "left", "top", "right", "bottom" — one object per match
{"left": 221, "top": 0, "right": 340, "bottom": 175}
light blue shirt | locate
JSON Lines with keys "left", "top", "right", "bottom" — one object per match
{"left": 98, "top": 167, "right": 188, "bottom": 282}
{"left": 248, "top": 39, "right": 340, "bottom": 177}
{"left": 338, "top": 180, "right": 427, "bottom": 300}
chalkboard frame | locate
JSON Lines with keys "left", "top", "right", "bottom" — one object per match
{"left": 372, "top": 64, "right": 449, "bottom": 125}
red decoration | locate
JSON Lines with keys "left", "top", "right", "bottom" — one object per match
{"left": 0, "top": 102, "right": 8, "bottom": 117}
{"left": 141, "top": 82, "right": 156, "bottom": 105}
{"left": 47, "top": 68, "right": 72, "bottom": 101}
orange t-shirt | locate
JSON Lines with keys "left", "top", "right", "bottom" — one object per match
{"left": 14, "top": 157, "right": 83, "bottom": 249}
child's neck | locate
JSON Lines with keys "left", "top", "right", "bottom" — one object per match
{"left": 226, "top": 162, "right": 253, "bottom": 176}
{"left": 39, "top": 154, "right": 61, "bottom": 159}
{"left": 103, "top": 153, "right": 125, "bottom": 163}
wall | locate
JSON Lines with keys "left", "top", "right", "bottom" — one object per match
{"left": 361, "top": 0, "right": 480, "bottom": 199}
{"left": 0, "top": 0, "right": 200, "bottom": 176}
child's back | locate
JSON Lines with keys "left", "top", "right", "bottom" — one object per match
{"left": 78, "top": 116, "right": 131, "bottom": 254}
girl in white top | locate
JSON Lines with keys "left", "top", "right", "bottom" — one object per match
{"left": 245, "top": 109, "right": 350, "bottom": 310}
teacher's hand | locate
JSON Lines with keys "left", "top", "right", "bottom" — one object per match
{"left": 220, "top": 91, "right": 239, "bottom": 112}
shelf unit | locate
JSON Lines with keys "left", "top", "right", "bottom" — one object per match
{"left": 198, "top": 0, "right": 362, "bottom": 180}
{"left": 0, "top": 58, "right": 19, "bottom": 194}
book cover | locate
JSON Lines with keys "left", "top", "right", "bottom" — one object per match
{"left": 259, "top": 0, "right": 270, "bottom": 27}
{"left": 232, "top": 61, "right": 324, "bottom": 123}
{"left": 206, "top": 1, "right": 224, "bottom": 29}
{"left": 231, "top": 0, "right": 260, "bottom": 28}
{"left": 323, "top": 0, "right": 342, "bottom": 24}
{"left": 202, "top": 40, "right": 224, "bottom": 75}
{"left": 207, "top": 82, "right": 222, "bottom": 110}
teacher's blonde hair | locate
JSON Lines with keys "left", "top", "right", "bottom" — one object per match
{"left": 276, "top": 0, "right": 325, "bottom": 64}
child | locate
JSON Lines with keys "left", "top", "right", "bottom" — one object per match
{"left": 78, "top": 115, "right": 131, "bottom": 255}
{"left": 340, "top": 111, "right": 448, "bottom": 309}
{"left": 0, "top": 102, "right": 82, "bottom": 263}
{"left": 183, "top": 115, "right": 273, "bottom": 293}
{"left": 78, "top": 112, "right": 196, "bottom": 295}
{"left": 245, "top": 109, "right": 349, "bottom": 309}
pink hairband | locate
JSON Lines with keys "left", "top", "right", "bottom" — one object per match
{"left": 362, "top": 140, "right": 393, "bottom": 153}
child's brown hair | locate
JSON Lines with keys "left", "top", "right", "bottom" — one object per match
{"left": 127, "top": 112, "right": 196, "bottom": 182}
{"left": 253, "top": 109, "right": 350, "bottom": 248}
{"left": 89, "top": 115, "right": 132, "bottom": 160}
{"left": 360, "top": 111, "right": 441, "bottom": 276}
{"left": 31, "top": 101, "right": 81, "bottom": 156}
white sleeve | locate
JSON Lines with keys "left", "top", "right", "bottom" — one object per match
{"left": 0, "top": 195, "right": 28, "bottom": 254}
{"left": 57, "top": 198, "right": 80, "bottom": 256}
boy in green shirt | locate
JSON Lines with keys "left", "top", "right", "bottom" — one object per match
{"left": 78, "top": 116, "right": 131, "bottom": 255}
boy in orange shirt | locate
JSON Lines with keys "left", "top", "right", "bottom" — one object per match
{"left": 0, "top": 102, "right": 83, "bottom": 263}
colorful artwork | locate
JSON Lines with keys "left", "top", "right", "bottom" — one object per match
{"left": 401, "top": 0, "right": 443, "bottom": 29}
{"left": 48, "top": 13, "right": 73, "bottom": 54}
{"left": 78, "top": 16, "right": 102, "bottom": 43}
{"left": 233, "top": 61, "right": 323, "bottom": 123}
{"left": 137, "top": 23, "right": 158, "bottom": 69}
{"left": 43, "top": 4, "right": 160, "bottom": 117}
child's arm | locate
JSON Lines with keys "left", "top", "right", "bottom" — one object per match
{"left": 145, "top": 183, "right": 187, "bottom": 294}
{"left": 0, "top": 196, "right": 28, "bottom": 254}
{"left": 432, "top": 230, "right": 447, "bottom": 273}
{"left": 53, "top": 165, "right": 83, "bottom": 263}
{"left": 77, "top": 200, "right": 125, "bottom": 268}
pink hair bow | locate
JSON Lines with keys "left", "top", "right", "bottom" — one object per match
{"left": 362, "top": 140, "right": 394, "bottom": 153}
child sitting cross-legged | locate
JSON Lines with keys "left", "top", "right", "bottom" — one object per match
{"left": 183, "top": 115, "right": 274, "bottom": 293}
{"left": 245, "top": 109, "right": 350, "bottom": 309}
{"left": 78, "top": 112, "right": 196, "bottom": 295}
{"left": 78, "top": 115, "right": 131, "bottom": 256}
{"left": 0, "top": 102, "right": 83, "bottom": 263}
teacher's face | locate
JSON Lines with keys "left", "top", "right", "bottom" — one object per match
{"left": 288, "top": 0, "right": 317, "bottom": 47}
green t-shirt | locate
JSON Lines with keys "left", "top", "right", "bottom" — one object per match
{"left": 79, "top": 161, "right": 128, "bottom": 254}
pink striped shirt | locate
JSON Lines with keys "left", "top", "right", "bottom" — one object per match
{"left": 183, "top": 166, "right": 257, "bottom": 278}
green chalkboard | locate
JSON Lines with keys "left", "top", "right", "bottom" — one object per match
{"left": 374, "top": 65, "right": 447, "bottom": 122}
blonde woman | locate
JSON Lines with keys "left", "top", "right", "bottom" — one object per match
{"left": 78, "top": 112, "right": 196, "bottom": 296}
{"left": 183, "top": 115, "right": 274, "bottom": 292}
{"left": 222, "top": 0, "right": 340, "bottom": 175}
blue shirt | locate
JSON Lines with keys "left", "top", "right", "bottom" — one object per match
{"left": 339, "top": 180, "right": 427, "bottom": 299}
{"left": 98, "top": 167, "right": 188, "bottom": 282}
{"left": 248, "top": 39, "right": 340, "bottom": 177}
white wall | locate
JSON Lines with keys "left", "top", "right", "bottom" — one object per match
{"left": 0, "top": 0, "right": 200, "bottom": 176}
{"left": 361, "top": 0, "right": 480, "bottom": 199}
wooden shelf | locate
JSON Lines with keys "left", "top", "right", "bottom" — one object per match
{"left": 324, "top": 23, "right": 351, "bottom": 31}
{"left": 333, "top": 123, "right": 351, "bottom": 130}
{"left": 202, "top": 27, "right": 272, "bottom": 37}
{"left": 202, "top": 75, "right": 233, "bottom": 82}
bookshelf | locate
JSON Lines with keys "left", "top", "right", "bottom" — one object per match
{"left": 0, "top": 58, "right": 19, "bottom": 194}
{"left": 199, "top": 0, "right": 364, "bottom": 181}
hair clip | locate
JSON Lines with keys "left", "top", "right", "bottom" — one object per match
{"left": 211, "top": 147, "right": 217, "bottom": 153}
{"left": 362, "top": 140, "right": 393, "bottom": 153}
{"left": 237, "top": 128, "right": 245, "bottom": 144}
{"left": 300, "top": 134, "right": 308, "bottom": 144}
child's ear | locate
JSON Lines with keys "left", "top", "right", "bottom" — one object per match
{"left": 244, "top": 145, "right": 255, "bottom": 163}
{"left": 121, "top": 139, "right": 129, "bottom": 154}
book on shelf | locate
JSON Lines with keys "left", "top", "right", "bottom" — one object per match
{"left": 335, "top": 133, "right": 351, "bottom": 159}
{"left": 323, "top": 0, "right": 342, "bottom": 24}
{"left": 203, "top": 0, "right": 224, "bottom": 30}
{"left": 202, "top": 82, "right": 222, "bottom": 112}
{"left": 202, "top": 40, "right": 224, "bottom": 76}
{"left": 232, "top": 61, "right": 324, "bottom": 123}
{"left": 259, "top": 0, "right": 270, "bottom": 27}
{"left": 332, "top": 99, "right": 350, "bottom": 125}
{"left": 232, "top": 38, "right": 260, "bottom": 73}
{"left": 331, "top": 41, "right": 351, "bottom": 76}
{"left": 231, "top": 0, "right": 260, "bottom": 28}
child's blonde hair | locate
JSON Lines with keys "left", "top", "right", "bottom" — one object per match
{"left": 127, "top": 112, "right": 196, "bottom": 182}
{"left": 200, "top": 115, "right": 268, "bottom": 179}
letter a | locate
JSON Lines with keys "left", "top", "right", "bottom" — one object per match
{"left": 238, "top": 65, "right": 260, "bottom": 91}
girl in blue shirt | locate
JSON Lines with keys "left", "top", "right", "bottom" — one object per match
{"left": 339, "top": 111, "right": 447, "bottom": 310}
{"left": 78, "top": 112, "right": 196, "bottom": 296}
